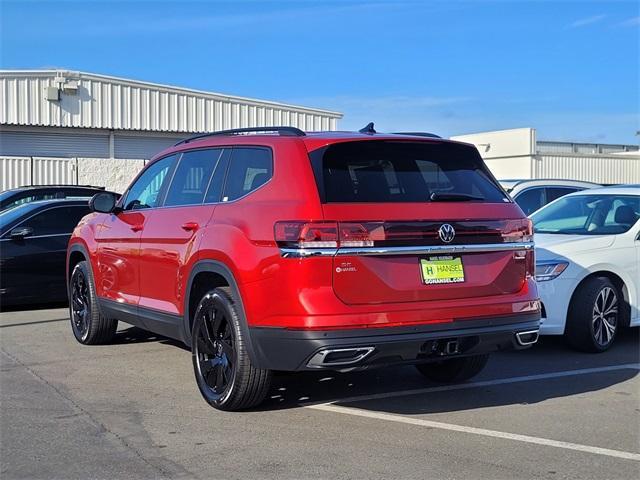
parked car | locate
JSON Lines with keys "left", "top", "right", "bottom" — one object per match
{"left": 532, "top": 185, "right": 640, "bottom": 351}
{"left": 499, "top": 179, "right": 600, "bottom": 216}
{"left": 0, "top": 185, "right": 111, "bottom": 213}
{"left": 67, "top": 125, "right": 540, "bottom": 411}
{"left": 1, "top": 198, "right": 91, "bottom": 307}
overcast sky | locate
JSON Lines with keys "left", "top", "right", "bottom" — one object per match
{"left": 1, "top": 0, "right": 638, "bottom": 143}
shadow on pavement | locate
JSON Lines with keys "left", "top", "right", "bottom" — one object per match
{"left": 102, "top": 320, "right": 639, "bottom": 414}
{"left": 257, "top": 328, "right": 639, "bottom": 412}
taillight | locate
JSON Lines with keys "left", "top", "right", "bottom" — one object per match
{"left": 339, "top": 223, "right": 381, "bottom": 247}
{"left": 274, "top": 222, "right": 338, "bottom": 248}
{"left": 502, "top": 219, "right": 533, "bottom": 243}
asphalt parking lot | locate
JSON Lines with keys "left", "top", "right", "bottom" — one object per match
{"left": 1, "top": 307, "right": 639, "bottom": 480}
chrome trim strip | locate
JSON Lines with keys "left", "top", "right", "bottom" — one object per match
{"left": 307, "top": 347, "right": 375, "bottom": 368}
{"left": 280, "top": 248, "right": 338, "bottom": 258}
{"left": 336, "top": 242, "right": 534, "bottom": 256}
{"left": 515, "top": 329, "right": 539, "bottom": 346}
{"left": 279, "top": 242, "right": 534, "bottom": 258}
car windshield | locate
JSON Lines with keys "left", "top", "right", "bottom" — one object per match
{"left": 531, "top": 194, "right": 640, "bottom": 235}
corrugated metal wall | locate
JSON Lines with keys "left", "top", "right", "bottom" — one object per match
{"left": 0, "top": 70, "right": 342, "bottom": 133}
{"left": 535, "top": 154, "right": 640, "bottom": 184}
{"left": 1, "top": 157, "right": 31, "bottom": 191}
{"left": 1, "top": 157, "right": 76, "bottom": 190}
{"left": 0, "top": 129, "right": 110, "bottom": 158}
{"left": 113, "top": 134, "right": 182, "bottom": 159}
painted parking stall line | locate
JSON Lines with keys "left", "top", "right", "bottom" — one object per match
{"left": 305, "top": 364, "right": 640, "bottom": 462}
{"left": 309, "top": 403, "right": 640, "bottom": 462}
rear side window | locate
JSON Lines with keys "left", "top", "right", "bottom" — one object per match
{"left": 164, "top": 149, "right": 222, "bottom": 207}
{"left": 222, "top": 148, "right": 272, "bottom": 202}
{"left": 547, "top": 187, "right": 579, "bottom": 203}
{"left": 312, "top": 141, "right": 507, "bottom": 203}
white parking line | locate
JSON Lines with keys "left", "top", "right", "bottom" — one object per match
{"left": 305, "top": 363, "right": 640, "bottom": 461}
{"left": 305, "top": 363, "right": 640, "bottom": 406}
{"left": 309, "top": 404, "right": 640, "bottom": 461}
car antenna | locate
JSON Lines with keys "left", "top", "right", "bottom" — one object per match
{"left": 359, "top": 122, "right": 376, "bottom": 134}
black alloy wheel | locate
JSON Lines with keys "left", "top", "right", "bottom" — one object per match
{"left": 193, "top": 295, "right": 236, "bottom": 399}
{"left": 191, "top": 287, "right": 272, "bottom": 411}
{"left": 68, "top": 261, "right": 117, "bottom": 345}
{"left": 70, "top": 267, "right": 91, "bottom": 342}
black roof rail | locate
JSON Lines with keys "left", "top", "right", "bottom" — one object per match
{"left": 393, "top": 132, "right": 442, "bottom": 139}
{"left": 174, "top": 126, "right": 306, "bottom": 146}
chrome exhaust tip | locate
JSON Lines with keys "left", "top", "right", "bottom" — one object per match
{"left": 515, "top": 330, "right": 539, "bottom": 346}
{"left": 307, "top": 347, "right": 375, "bottom": 368}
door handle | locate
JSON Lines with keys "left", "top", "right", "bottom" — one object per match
{"left": 181, "top": 222, "right": 199, "bottom": 232}
{"left": 130, "top": 224, "right": 144, "bottom": 232}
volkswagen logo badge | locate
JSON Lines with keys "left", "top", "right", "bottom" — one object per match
{"left": 438, "top": 224, "right": 455, "bottom": 243}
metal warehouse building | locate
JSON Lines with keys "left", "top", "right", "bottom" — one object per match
{"left": 451, "top": 128, "right": 639, "bottom": 184}
{"left": 0, "top": 69, "right": 342, "bottom": 191}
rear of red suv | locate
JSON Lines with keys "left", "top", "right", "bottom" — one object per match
{"left": 67, "top": 127, "right": 539, "bottom": 411}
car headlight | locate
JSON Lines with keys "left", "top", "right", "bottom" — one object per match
{"left": 535, "top": 261, "right": 569, "bottom": 282}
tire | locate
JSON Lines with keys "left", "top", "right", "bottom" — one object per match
{"left": 415, "top": 354, "right": 490, "bottom": 383}
{"left": 565, "top": 277, "right": 619, "bottom": 353}
{"left": 69, "top": 261, "right": 117, "bottom": 345}
{"left": 191, "top": 287, "right": 272, "bottom": 411}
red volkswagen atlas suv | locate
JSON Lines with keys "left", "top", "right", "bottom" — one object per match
{"left": 67, "top": 125, "right": 540, "bottom": 411}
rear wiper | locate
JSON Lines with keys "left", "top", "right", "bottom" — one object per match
{"left": 430, "top": 192, "right": 484, "bottom": 202}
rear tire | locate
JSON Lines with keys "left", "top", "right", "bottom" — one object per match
{"left": 415, "top": 354, "right": 489, "bottom": 383}
{"left": 69, "top": 261, "right": 117, "bottom": 345}
{"left": 192, "top": 287, "right": 272, "bottom": 411}
{"left": 565, "top": 277, "right": 619, "bottom": 353}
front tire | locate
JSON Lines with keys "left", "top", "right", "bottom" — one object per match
{"left": 415, "top": 354, "right": 490, "bottom": 383}
{"left": 565, "top": 277, "right": 619, "bottom": 352}
{"left": 69, "top": 261, "right": 117, "bottom": 345}
{"left": 191, "top": 287, "right": 272, "bottom": 411}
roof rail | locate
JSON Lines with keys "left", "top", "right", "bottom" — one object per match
{"left": 174, "top": 126, "right": 306, "bottom": 146}
{"left": 393, "top": 132, "right": 442, "bottom": 139}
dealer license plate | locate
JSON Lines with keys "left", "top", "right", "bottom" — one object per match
{"left": 420, "top": 256, "right": 465, "bottom": 285}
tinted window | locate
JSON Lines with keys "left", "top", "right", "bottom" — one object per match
{"left": 124, "top": 155, "right": 176, "bottom": 210}
{"left": 515, "top": 188, "right": 545, "bottom": 215}
{"left": 204, "top": 150, "right": 230, "bottom": 203}
{"left": 314, "top": 141, "right": 506, "bottom": 203}
{"left": 164, "top": 149, "right": 222, "bottom": 207}
{"left": 222, "top": 148, "right": 272, "bottom": 202}
{"left": 19, "top": 206, "right": 90, "bottom": 236}
{"left": 547, "top": 187, "right": 579, "bottom": 203}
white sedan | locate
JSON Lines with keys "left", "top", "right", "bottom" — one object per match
{"left": 531, "top": 185, "right": 639, "bottom": 352}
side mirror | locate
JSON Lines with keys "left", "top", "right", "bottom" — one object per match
{"left": 89, "top": 192, "right": 117, "bottom": 213}
{"left": 10, "top": 226, "right": 33, "bottom": 239}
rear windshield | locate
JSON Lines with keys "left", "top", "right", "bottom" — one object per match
{"left": 310, "top": 141, "right": 508, "bottom": 203}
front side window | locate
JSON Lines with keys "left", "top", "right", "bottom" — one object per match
{"left": 222, "top": 148, "right": 272, "bottom": 202}
{"left": 532, "top": 195, "right": 640, "bottom": 235}
{"left": 18, "top": 206, "right": 90, "bottom": 236}
{"left": 312, "top": 141, "right": 507, "bottom": 203}
{"left": 164, "top": 149, "right": 223, "bottom": 207}
{"left": 124, "top": 155, "right": 176, "bottom": 210}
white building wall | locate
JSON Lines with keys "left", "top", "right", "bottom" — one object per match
{"left": 451, "top": 128, "right": 640, "bottom": 183}
{"left": 0, "top": 70, "right": 342, "bottom": 133}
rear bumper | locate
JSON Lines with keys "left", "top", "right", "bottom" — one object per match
{"left": 248, "top": 312, "right": 540, "bottom": 371}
